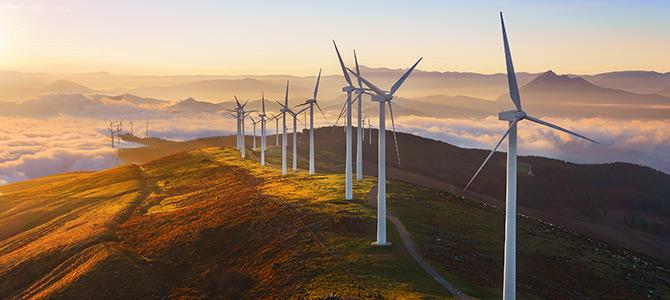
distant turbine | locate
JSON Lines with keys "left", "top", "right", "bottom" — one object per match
{"left": 259, "top": 93, "right": 268, "bottom": 166}
{"left": 348, "top": 55, "right": 422, "bottom": 246}
{"left": 463, "top": 12, "right": 598, "bottom": 300}
{"left": 231, "top": 96, "right": 253, "bottom": 158}
{"left": 295, "top": 69, "right": 329, "bottom": 175}
{"left": 277, "top": 81, "right": 290, "bottom": 175}
{"left": 333, "top": 41, "right": 354, "bottom": 200}
{"left": 277, "top": 91, "right": 308, "bottom": 172}
{"left": 249, "top": 115, "right": 260, "bottom": 151}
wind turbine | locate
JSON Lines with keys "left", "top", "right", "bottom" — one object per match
{"left": 233, "top": 96, "right": 254, "bottom": 158}
{"left": 277, "top": 95, "right": 308, "bottom": 172}
{"left": 296, "top": 69, "right": 329, "bottom": 175}
{"left": 259, "top": 93, "right": 268, "bottom": 166}
{"left": 463, "top": 12, "right": 598, "bottom": 300}
{"left": 277, "top": 81, "right": 290, "bottom": 175}
{"left": 249, "top": 116, "right": 260, "bottom": 151}
{"left": 348, "top": 56, "right": 422, "bottom": 246}
{"left": 333, "top": 41, "right": 355, "bottom": 200}
{"left": 352, "top": 51, "right": 371, "bottom": 180}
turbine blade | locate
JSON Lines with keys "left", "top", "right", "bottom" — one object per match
{"left": 351, "top": 91, "right": 362, "bottom": 105}
{"left": 313, "top": 68, "right": 321, "bottom": 100}
{"left": 388, "top": 101, "right": 401, "bottom": 166}
{"left": 262, "top": 92, "right": 265, "bottom": 114}
{"left": 354, "top": 50, "right": 363, "bottom": 89}
{"left": 275, "top": 100, "right": 288, "bottom": 109}
{"left": 389, "top": 57, "right": 422, "bottom": 96}
{"left": 234, "top": 95, "right": 241, "bottom": 108}
{"left": 297, "top": 106, "right": 309, "bottom": 115}
{"left": 500, "top": 12, "right": 522, "bottom": 111}
{"left": 333, "top": 40, "right": 353, "bottom": 86}
{"left": 335, "top": 100, "right": 347, "bottom": 126}
{"left": 525, "top": 115, "right": 598, "bottom": 144}
{"left": 295, "top": 102, "right": 310, "bottom": 107}
{"left": 285, "top": 80, "right": 290, "bottom": 107}
{"left": 463, "top": 118, "right": 519, "bottom": 192}
{"left": 347, "top": 67, "right": 386, "bottom": 97}
{"left": 315, "top": 102, "right": 329, "bottom": 124}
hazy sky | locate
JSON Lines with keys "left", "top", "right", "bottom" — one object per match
{"left": 0, "top": 0, "right": 668, "bottom": 75}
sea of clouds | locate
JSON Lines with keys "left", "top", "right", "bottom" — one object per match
{"left": 0, "top": 115, "right": 236, "bottom": 185}
{"left": 1, "top": 113, "right": 669, "bottom": 185}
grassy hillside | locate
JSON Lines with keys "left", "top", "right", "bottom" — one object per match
{"left": 0, "top": 147, "right": 449, "bottom": 299}
{"left": 300, "top": 127, "right": 670, "bottom": 263}
{"left": 117, "top": 127, "right": 670, "bottom": 264}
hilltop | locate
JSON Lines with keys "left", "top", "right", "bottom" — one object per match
{"left": 0, "top": 147, "right": 450, "bottom": 299}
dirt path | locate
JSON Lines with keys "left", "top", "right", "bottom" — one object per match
{"left": 367, "top": 186, "right": 470, "bottom": 300}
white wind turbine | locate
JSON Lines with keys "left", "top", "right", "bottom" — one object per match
{"left": 333, "top": 41, "right": 355, "bottom": 200}
{"left": 353, "top": 51, "right": 366, "bottom": 181}
{"left": 231, "top": 96, "right": 251, "bottom": 157}
{"left": 295, "top": 69, "right": 329, "bottom": 175}
{"left": 276, "top": 81, "right": 291, "bottom": 175}
{"left": 259, "top": 93, "right": 268, "bottom": 166}
{"left": 277, "top": 96, "right": 308, "bottom": 172}
{"left": 463, "top": 12, "right": 598, "bottom": 300}
{"left": 249, "top": 116, "right": 260, "bottom": 151}
{"left": 348, "top": 56, "right": 421, "bottom": 246}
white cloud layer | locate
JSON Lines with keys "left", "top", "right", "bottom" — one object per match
{"left": 0, "top": 115, "right": 236, "bottom": 185}
{"left": 1, "top": 114, "right": 669, "bottom": 185}
{"left": 390, "top": 116, "right": 670, "bottom": 172}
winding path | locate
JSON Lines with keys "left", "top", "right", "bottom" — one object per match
{"left": 368, "top": 185, "right": 470, "bottom": 300}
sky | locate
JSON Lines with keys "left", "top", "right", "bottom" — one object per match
{"left": 0, "top": 0, "right": 668, "bottom": 76}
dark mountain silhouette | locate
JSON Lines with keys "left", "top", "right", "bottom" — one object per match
{"left": 42, "top": 80, "right": 95, "bottom": 94}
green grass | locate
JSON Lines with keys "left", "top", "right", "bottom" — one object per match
{"left": 385, "top": 181, "right": 670, "bottom": 299}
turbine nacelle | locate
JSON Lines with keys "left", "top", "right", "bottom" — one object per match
{"left": 499, "top": 110, "right": 526, "bottom": 121}
{"left": 304, "top": 99, "right": 317, "bottom": 104}
{"left": 371, "top": 94, "right": 392, "bottom": 102}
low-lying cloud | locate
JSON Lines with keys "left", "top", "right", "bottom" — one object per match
{"left": 2, "top": 113, "right": 669, "bottom": 185}
{"left": 390, "top": 115, "right": 670, "bottom": 172}
{"left": 0, "top": 115, "right": 236, "bottom": 185}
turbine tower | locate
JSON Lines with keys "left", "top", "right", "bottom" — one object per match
{"left": 296, "top": 69, "right": 328, "bottom": 175}
{"left": 269, "top": 113, "right": 280, "bottom": 146}
{"left": 463, "top": 12, "right": 598, "bottom": 300}
{"left": 348, "top": 56, "right": 421, "bottom": 246}
{"left": 333, "top": 41, "right": 354, "bottom": 200}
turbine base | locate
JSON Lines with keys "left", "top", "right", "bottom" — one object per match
{"left": 371, "top": 242, "right": 392, "bottom": 247}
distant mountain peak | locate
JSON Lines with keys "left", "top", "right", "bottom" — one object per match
{"left": 523, "top": 70, "right": 600, "bottom": 93}
{"left": 43, "top": 79, "right": 94, "bottom": 94}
